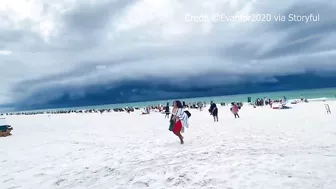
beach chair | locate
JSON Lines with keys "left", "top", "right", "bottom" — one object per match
{"left": 0, "top": 118, "right": 13, "bottom": 137}
{"left": 324, "top": 104, "right": 331, "bottom": 114}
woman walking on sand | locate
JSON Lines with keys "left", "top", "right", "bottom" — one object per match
{"left": 209, "top": 101, "right": 218, "bottom": 122}
{"left": 231, "top": 102, "right": 240, "bottom": 118}
{"left": 169, "top": 100, "right": 189, "bottom": 144}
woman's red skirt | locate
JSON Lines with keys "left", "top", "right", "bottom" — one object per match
{"left": 173, "top": 120, "right": 182, "bottom": 134}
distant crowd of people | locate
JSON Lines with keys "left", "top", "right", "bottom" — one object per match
{"left": 0, "top": 100, "right": 244, "bottom": 117}
{"left": 252, "top": 95, "right": 308, "bottom": 108}
{"left": 0, "top": 107, "right": 139, "bottom": 116}
{"left": 1, "top": 96, "right": 308, "bottom": 117}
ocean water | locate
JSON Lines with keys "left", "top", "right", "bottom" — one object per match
{"left": 35, "top": 87, "right": 336, "bottom": 112}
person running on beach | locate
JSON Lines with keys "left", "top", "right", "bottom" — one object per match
{"left": 209, "top": 101, "right": 218, "bottom": 122}
{"left": 170, "top": 100, "right": 188, "bottom": 144}
{"left": 164, "top": 102, "right": 170, "bottom": 119}
{"left": 231, "top": 102, "right": 240, "bottom": 118}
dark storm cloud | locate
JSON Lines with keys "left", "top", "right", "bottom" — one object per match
{"left": 0, "top": 0, "right": 335, "bottom": 110}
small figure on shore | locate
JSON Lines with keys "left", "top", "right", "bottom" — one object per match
{"left": 231, "top": 102, "right": 240, "bottom": 118}
{"left": 209, "top": 101, "right": 218, "bottom": 122}
{"left": 197, "top": 102, "right": 203, "bottom": 111}
{"left": 182, "top": 101, "right": 186, "bottom": 108}
{"left": 164, "top": 102, "right": 170, "bottom": 119}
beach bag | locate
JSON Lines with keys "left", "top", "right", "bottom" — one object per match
{"left": 184, "top": 110, "right": 191, "bottom": 118}
{"left": 0, "top": 125, "right": 8, "bottom": 132}
{"left": 168, "top": 119, "right": 174, "bottom": 131}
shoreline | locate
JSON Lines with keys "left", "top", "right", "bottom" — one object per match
{"left": 8, "top": 87, "right": 335, "bottom": 113}
{"left": 1, "top": 97, "right": 335, "bottom": 116}
{"left": 2, "top": 86, "right": 335, "bottom": 114}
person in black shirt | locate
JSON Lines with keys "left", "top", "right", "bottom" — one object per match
{"left": 209, "top": 101, "right": 218, "bottom": 122}
{"left": 164, "top": 102, "right": 170, "bottom": 119}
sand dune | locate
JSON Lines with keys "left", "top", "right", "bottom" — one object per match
{"left": 1, "top": 101, "right": 336, "bottom": 189}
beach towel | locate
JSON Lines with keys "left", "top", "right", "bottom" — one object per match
{"left": 176, "top": 108, "right": 189, "bottom": 133}
{"left": 172, "top": 120, "right": 182, "bottom": 134}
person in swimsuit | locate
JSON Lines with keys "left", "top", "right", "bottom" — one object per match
{"left": 171, "top": 100, "right": 185, "bottom": 144}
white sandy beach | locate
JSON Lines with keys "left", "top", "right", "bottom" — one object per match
{"left": 1, "top": 101, "right": 336, "bottom": 189}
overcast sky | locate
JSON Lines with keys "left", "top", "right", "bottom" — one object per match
{"left": 1, "top": 0, "right": 336, "bottom": 109}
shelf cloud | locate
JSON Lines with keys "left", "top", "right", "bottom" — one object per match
{"left": 1, "top": 0, "right": 336, "bottom": 110}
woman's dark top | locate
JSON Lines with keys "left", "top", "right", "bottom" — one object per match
{"left": 209, "top": 103, "right": 218, "bottom": 116}
{"left": 165, "top": 105, "right": 170, "bottom": 114}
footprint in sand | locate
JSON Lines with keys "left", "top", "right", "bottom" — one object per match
{"left": 166, "top": 177, "right": 174, "bottom": 183}
{"left": 3, "top": 178, "right": 14, "bottom": 183}
{"left": 192, "top": 178, "right": 213, "bottom": 187}
{"left": 132, "top": 181, "right": 149, "bottom": 187}
{"left": 33, "top": 173, "right": 46, "bottom": 177}
{"left": 7, "top": 186, "right": 21, "bottom": 189}
{"left": 54, "top": 178, "right": 66, "bottom": 186}
{"left": 173, "top": 178, "right": 187, "bottom": 187}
